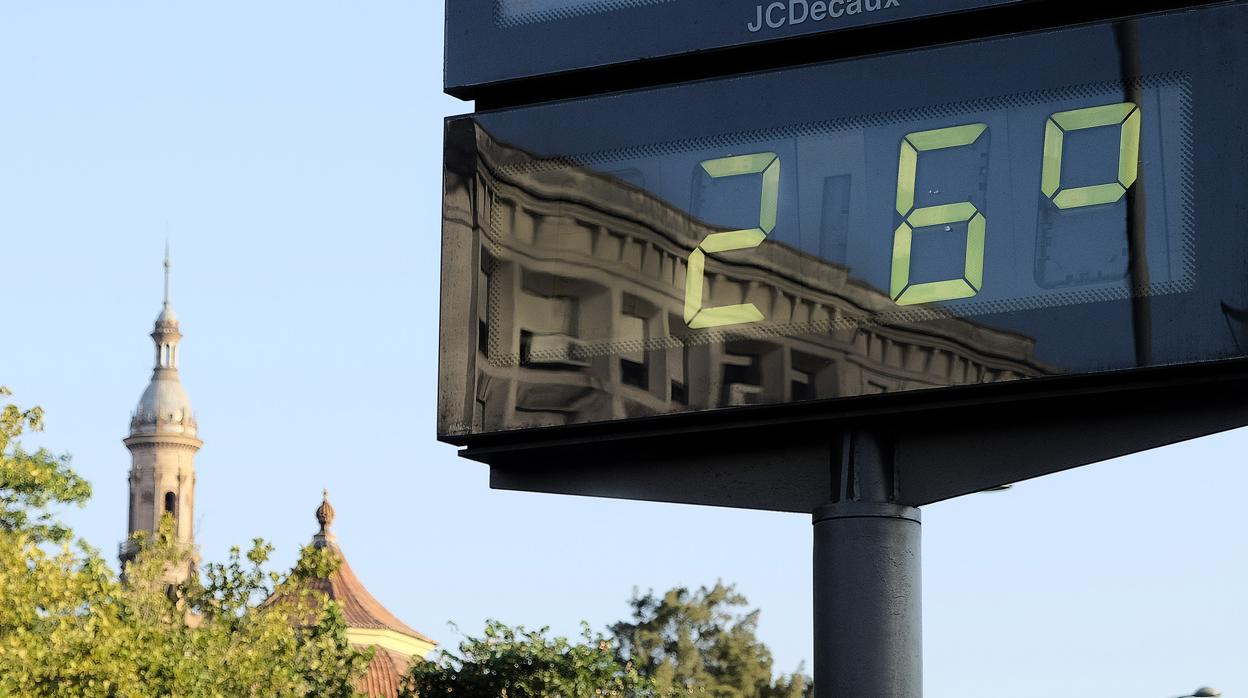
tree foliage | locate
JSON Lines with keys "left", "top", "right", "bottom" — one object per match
{"left": 1, "top": 387, "right": 808, "bottom": 697}
{"left": 0, "top": 386, "right": 91, "bottom": 544}
{"left": 405, "top": 621, "right": 665, "bottom": 698}
{"left": 612, "top": 583, "right": 810, "bottom": 698}
{"left": 0, "top": 387, "right": 371, "bottom": 697}
{"left": 406, "top": 584, "right": 811, "bottom": 698}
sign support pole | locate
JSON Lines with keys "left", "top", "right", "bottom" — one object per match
{"left": 813, "top": 431, "right": 922, "bottom": 698}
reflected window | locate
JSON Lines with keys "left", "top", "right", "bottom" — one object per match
{"left": 791, "top": 351, "right": 831, "bottom": 402}
{"left": 619, "top": 297, "right": 649, "bottom": 390}
{"left": 478, "top": 260, "right": 492, "bottom": 356}
{"left": 516, "top": 271, "right": 586, "bottom": 370}
{"left": 790, "top": 368, "right": 815, "bottom": 402}
{"left": 518, "top": 275, "right": 578, "bottom": 337}
{"left": 519, "top": 330, "right": 536, "bottom": 366}
{"left": 667, "top": 313, "right": 689, "bottom": 404}
{"left": 721, "top": 352, "right": 762, "bottom": 406}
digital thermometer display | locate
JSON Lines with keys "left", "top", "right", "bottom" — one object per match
{"left": 439, "top": 2, "right": 1248, "bottom": 438}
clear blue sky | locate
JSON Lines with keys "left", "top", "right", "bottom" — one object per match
{"left": 0, "top": 3, "right": 1242, "bottom": 696}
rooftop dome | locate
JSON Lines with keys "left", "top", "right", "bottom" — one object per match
{"left": 131, "top": 370, "right": 197, "bottom": 437}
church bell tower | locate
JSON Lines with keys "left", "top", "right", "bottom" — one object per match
{"left": 120, "top": 247, "right": 202, "bottom": 583}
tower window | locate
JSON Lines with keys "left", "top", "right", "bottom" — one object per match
{"left": 164, "top": 491, "right": 176, "bottom": 516}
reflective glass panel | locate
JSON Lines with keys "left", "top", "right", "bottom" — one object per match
{"left": 439, "top": 2, "right": 1248, "bottom": 438}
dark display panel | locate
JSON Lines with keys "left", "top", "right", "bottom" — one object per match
{"left": 439, "top": 2, "right": 1248, "bottom": 439}
{"left": 496, "top": 0, "right": 676, "bottom": 26}
{"left": 445, "top": 0, "right": 1024, "bottom": 94}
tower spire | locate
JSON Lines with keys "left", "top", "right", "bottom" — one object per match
{"left": 153, "top": 245, "right": 181, "bottom": 371}
{"left": 163, "top": 241, "right": 172, "bottom": 308}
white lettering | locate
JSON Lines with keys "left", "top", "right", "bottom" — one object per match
{"left": 789, "top": 0, "right": 809, "bottom": 24}
{"left": 766, "top": 1, "right": 786, "bottom": 28}
{"left": 748, "top": 4, "right": 764, "bottom": 32}
{"left": 745, "top": 0, "right": 903, "bottom": 32}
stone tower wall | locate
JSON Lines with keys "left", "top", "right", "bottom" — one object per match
{"left": 125, "top": 436, "right": 199, "bottom": 547}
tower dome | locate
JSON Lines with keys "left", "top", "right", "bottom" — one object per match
{"left": 130, "top": 246, "right": 197, "bottom": 438}
{"left": 132, "top": 374, "right": 196, "bottom": 437}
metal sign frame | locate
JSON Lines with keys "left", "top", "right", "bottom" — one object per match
{"left": 464, "top": 361, "right": 1248, "bottom": 510}
{"left": 445, "top": 0, "right": 1029, "bottom": 97}
{"left": 441, "top": 0, "right": 1248, "bottom": 491}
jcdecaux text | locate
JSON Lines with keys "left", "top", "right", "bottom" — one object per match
{"left": 748, "top": 0, "right": 902, "bottom": 33}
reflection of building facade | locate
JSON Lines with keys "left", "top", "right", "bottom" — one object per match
{"left": 441, "top": 124, "right": 1052, "bottom": 436}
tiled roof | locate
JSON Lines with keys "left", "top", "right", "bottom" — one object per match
{"left": 358, "top": 647, "right": 412, "bottom": 698}
{"left": 266, "top": 491, "right": 437, "bottom": 698}
{"left": 305, "top": 541, "right": 435, "bottom": 645}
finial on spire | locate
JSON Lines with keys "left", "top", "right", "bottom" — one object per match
{"left": 314, "top": 490, "right": 336, "bottom": 547}
{"left": 163, "top": 241, "right": 172, "bottom": 307}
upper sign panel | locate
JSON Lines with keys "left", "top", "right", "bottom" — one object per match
{"left": 445, "top": 0, "right": 1026, "bottom": 96}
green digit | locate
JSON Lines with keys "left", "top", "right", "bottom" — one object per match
{"left": 684, "top": 152, "right": 780, "bottom": 329}
{"left": 1041, "top": 102, "right": 1140, "bottom": 209}
{"left": 891, "top": 123, "right": 989, "bottom": 306}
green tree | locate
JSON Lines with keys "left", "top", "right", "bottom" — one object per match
{"left": 0, "top": 387, "right": 371, "bottom": 697}
{"left": 0, "top": 386, "right": 91, "bottom": 543}
{"left": 404, "top": 620, "right": 674, "bottom": 698}
{"left": 611, "top": 583, "right": 811, "bottom": 698}
{"left": 405, "top": 585, "right": 810, "bottom": 698}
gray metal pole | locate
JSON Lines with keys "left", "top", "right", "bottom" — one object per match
{"left": 813, "top": 430, "right": 922, "bottom": 698}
